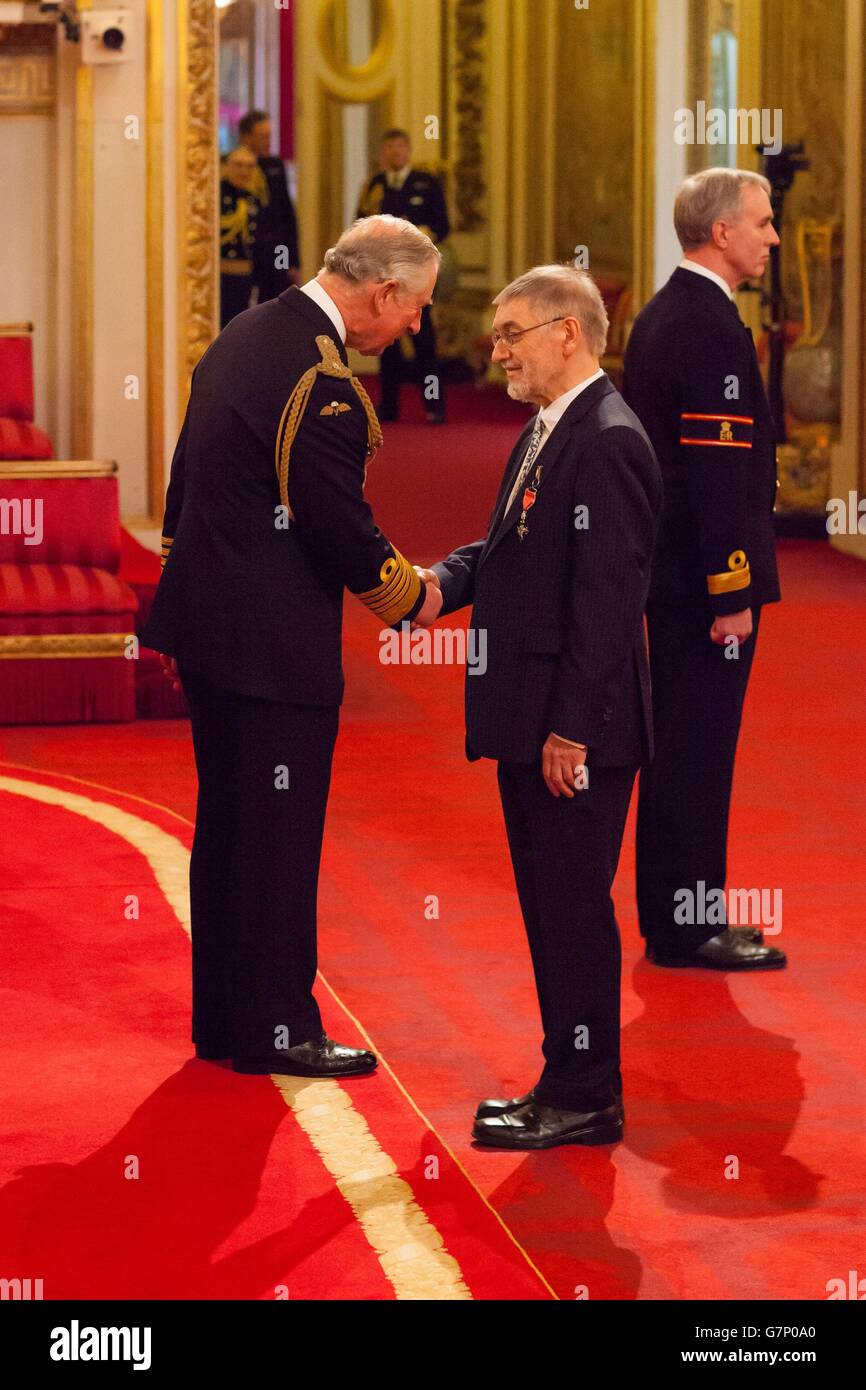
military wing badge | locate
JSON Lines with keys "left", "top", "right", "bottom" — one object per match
{"left": 320, "top": 400, "right": 352, "bottom": 416}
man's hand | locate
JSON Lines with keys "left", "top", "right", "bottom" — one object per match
{"left": 542, "top": 732, "right": 588, "bottom": 799}
{"left": 412, "top": 582, "right": 443, "bottom": 629}
{"left": 710, "top": 608, "right": 752, "bottom": 645}
{"left": 413, "top": 565, "right": 441, "bottom": 589}
{"left": 160, "top": 654, "right": 182, "bottom": 693}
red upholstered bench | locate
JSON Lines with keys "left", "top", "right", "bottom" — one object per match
{"left": 0, "top": 461, "right": 138, "bottom": 724}
{"left": 0, "top": 324, "right": 53, "bottom": 462}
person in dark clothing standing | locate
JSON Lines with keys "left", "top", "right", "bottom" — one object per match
{"left": 358, "top": 129, "right": 449, "bottom": 424}
{"left": 622, "top": 167, "right": 786, "bottom": 972}
{"left": 239, "top": 108, "right": 301, "bottom": 303}
{"left": 219, "top": 147, "right": 260, "bottom": 329}
{"left": 421, "top": 266, "right": 662, "bottom": 1149}
{"left": 144, "top": 216, "right": 443, "bottom": 1080}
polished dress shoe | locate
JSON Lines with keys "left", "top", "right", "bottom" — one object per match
{"left": 733, "top": 925, "right": 765, "bottom": 943}
{"left": 473, "top": 1100, "right": 623, "bottom": 1150}
{"left": 647, "top": 927, "right": 786, "bottom": 970}
{"left": 475, "top": 1089, "right": 624, "bottom": 1121}
{"left": 232, "top": 1034, "right": 377, "bottom": 1078}
{"left": 475, "top": 1090, "right": 535, "bottom": 1120}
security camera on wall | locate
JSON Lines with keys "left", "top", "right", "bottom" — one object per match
{"left": 80, "top": 7, "right": 132, "bottom": 64}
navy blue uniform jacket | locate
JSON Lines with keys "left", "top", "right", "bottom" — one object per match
{"left": 142, "top": 287, "right": 428, "bottom": 705}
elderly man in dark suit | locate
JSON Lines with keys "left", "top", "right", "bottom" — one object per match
{"left": 419, "top": 266, "right": 662, "bottom": 1149}
{"left": 143, "top": 215, "right": 442, "bottom": 1080}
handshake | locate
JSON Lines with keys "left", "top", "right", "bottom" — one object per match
{"left": 412, "top": 565, "right": 444, "bottom": 629}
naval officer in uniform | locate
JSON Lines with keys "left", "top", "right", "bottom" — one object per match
{"left": 623, "top": 167, "right": 786, "bottom": 971}
{"left": 143, "top": 215, "right": 443, "bottom": 1078}
{"left": 358, "top": 128, "right": 450, "bottom": 424}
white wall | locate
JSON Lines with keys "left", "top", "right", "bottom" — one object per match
{"left": 89, "top": 0, "right": 149, "bottom": 516}
{"left": 654, "top": 0, "right": 688, "bottom": 289}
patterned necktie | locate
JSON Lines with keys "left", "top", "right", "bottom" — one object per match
{"left": 504, "top": 415, "right": 546, "bottom": 516}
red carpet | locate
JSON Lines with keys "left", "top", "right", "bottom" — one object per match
{"left": 1, "top": 386, "right": 865, "bottom": 1299}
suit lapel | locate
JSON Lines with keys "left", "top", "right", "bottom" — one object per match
{"left": 482, "top": 375, "right": 616, "bottom": 566}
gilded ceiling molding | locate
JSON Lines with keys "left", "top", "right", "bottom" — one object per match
{"left": 451, "top": 0, "right": 486, "bottom": 232}
{"left": 176, "top": 0, "right": 218, "bottom": 408}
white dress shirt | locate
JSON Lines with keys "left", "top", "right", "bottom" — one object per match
{"left": 300, "top": 278, "right": 347, "bottom": 344}
{"left": 678, "top": 258, "right": 734, "bottom": 301}
{"left": 536, "top": 366, "right": 607, "bottom": 444}
{"left": 386, "top": 164, "right": 411, "bottom": 190}
{"left": 504, "top": 367, "right": 607, "bottom": 515}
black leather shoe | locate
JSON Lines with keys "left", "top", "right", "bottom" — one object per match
{"left": 732, "top": 925, "right": 765, "bottom": 943}
{"left": 473, "top": 1100, "right": 623, "bottom": 1150}
{"left": 647, "top": 927, "right": 786, "bottom": 970}
{"left": 475, "top": 1090, "right": 535, "bottom": 1120}
{"left": 233, "top": 1034, "right": 377, "bottom": 1078}
{"left": 475, "top": 1090, "right": 625, "bottom": 1122}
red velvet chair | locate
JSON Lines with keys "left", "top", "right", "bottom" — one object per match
{"left": 0, "top": 461, "right": 138, "bottom": 723}
{"left": 0, "top": 323, "right": 54, "bottom": 461}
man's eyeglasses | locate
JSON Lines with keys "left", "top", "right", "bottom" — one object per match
{"left": 491, "top": 317, "right": 565, "bottom": 349}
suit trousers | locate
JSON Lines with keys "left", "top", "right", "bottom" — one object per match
{"left": 180, "top": 663, "right": 339, "bottom": 1068}
{"left": 497, "top": 759, "right": 637, "bottom": 1112}
{"left": 636, "top": 603, "right": 762, "bottom": 952}
{"left": 378, "top": 304, "right": 445, "bottom": 416}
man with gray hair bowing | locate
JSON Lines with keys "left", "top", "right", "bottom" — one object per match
{"left": 419, "top": 266, "right": 662, "bottom": 1149}
{"left": 144, "top": 215, "right": 443, "bottom": 1079}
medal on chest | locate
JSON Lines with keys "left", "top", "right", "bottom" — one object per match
{"left": 516, "top": 464, "right": 543, "bottom": 540}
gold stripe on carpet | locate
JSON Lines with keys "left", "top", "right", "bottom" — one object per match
{"left": 0, "top": 773, "right": 472, "bottom": 1301}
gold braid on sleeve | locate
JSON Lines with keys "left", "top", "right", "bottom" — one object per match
{"left": 275, "top": 334, "right": 384, "bottom": 518}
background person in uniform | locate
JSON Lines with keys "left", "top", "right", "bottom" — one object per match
{"left": 623, "top": 168, "right": 786, "bottom": 972}
{"left": 219, "top": 146, "right": 260, "bottom": 329}
{"left": 358, "top": 128, "right": 449, "bottom": 424}
{"left": 238, "top": 108, "right": 301, "bottom": 302}
{"left": 143, "top": 216, "right": 443, "bottom": 1081}
{"left": 418, "top": 266, "right": 662, "bottom": 1150}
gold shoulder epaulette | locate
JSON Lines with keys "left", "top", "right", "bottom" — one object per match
{"left": 274, "top": 335, "right": 383, "bottom": 516}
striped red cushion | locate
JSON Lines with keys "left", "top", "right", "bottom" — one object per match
{"left": 0, "top": 564, "right": 138, "bottom": 616}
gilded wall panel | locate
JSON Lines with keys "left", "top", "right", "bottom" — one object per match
{"left": 552, "top": 0, "right": 635, "bottom": 283}
{"left": 762, "top": 0, "right": 845, "bottom": 318}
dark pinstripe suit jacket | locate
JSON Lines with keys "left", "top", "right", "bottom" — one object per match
{"left": 432, "top": 375, "right": 663, "bottom": 766}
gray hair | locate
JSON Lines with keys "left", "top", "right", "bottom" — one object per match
{"left": 322, "top": 214, "right": 441, "bottom": 293}
{"left": 674, "top": 167, "right": 771, "bottom": 251}
{"left": 493, "top": 264, "right": 609, "bottom": 357}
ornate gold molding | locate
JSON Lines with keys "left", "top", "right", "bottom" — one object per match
{"left": 451, "top": 0, "right": 486, "bottom": 232}
{"left": 633, "top": 0, "right": 656, "bottom": 311}
{"left": 0, "top": 633, "right": 132, "bottom": 660}
{"left": 0, "top": 52, "right": 54, "bottom": 111}
{"left": 176, "top": 0, "right": 218, "bottom": 409}
{"left": 146, "top": 0, "right": 165, "bottom": 521}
